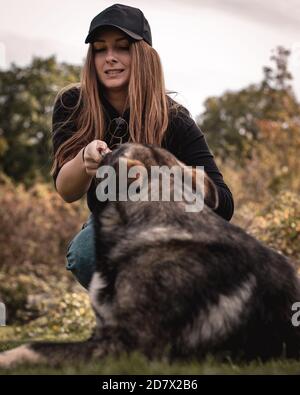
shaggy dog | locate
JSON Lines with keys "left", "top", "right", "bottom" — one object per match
{"left": 0, "top": 143, "right": 299, "bottom": 367}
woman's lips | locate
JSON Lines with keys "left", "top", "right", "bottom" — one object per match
{"left": 105, "top": 69, "right": 124, "bottom": 77}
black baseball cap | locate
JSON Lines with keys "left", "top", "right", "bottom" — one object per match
{"left": 85, "top": 4, "right": 152, "bottom": 46}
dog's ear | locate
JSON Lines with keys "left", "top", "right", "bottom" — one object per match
{"left": 117, "top": 158, "right": 145, "bottom": 183}
{"left": 176, "top": 159, "right": 219, "bottom": 210}
{"left": 119, "top": 158, "right": 144, "bottom": 169}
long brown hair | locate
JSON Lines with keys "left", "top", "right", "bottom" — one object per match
{"left": 51, "top": 40, "right": 181, "bottom": 179}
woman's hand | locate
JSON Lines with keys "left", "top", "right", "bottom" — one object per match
{"left": 83, "top": 140, "right": 111, "bottom": 176}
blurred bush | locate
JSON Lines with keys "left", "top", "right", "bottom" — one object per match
{"left": 0, "top": 181, "right": 94, "bottom": 338}
{"left": 248, "top": 191, "right": 300, "bottom": 265}
{"left": 0, "top": 181, "right": 87, "bottom": 275}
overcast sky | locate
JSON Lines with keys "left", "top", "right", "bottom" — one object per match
{"left": 1, "top": 0, "right": 299, "bottom": 118}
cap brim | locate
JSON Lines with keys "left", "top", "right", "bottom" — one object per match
{"left": 85, "top": 24, "right": 143, "bottom": 43}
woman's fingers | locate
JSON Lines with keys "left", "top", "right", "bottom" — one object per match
{"left": 96, "top": 141, "right": 112, "bottom": 158}
{"left": 95, "top": 140, "right": 108, "bottom": 152}
{"left": 84, "top": 140, "right": 112, "bottom": 175}
{"left": 87, "top": 140, "right": 107, "bottom": 163}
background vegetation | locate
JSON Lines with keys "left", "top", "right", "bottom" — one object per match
{"left": 0, "top": 46, "right": 299, "bottom": 374}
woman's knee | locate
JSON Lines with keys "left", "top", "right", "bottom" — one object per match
{"left": 66, "top": 215, "right": 96, "bottom": 289}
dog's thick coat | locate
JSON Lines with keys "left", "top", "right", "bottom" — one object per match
{"left": 0, "top": 143, "right": 299, "bottom": 367}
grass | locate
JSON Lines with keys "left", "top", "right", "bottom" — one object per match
{"left": 1, "top": 340, "right": 300, "bottom": 375}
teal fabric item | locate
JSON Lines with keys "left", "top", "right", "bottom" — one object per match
{"left": 66, "top": 214, "right": 96, "bottom": 289}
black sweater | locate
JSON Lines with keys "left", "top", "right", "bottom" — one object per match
{"left": 52, "top": 87, "right": 234, "bottom": 221}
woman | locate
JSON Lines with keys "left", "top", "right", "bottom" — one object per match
{"left": 51, "top": 4, "right": 234, "bottom": 289}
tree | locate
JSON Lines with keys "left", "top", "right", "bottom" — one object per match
{"left": 197, "top": 46, "right": 300, "bottom": 164}
{"left": 0, "top": 56, "right": 81, "bottom": 186}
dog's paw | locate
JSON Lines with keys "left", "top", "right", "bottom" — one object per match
{"left": 0, "top": 345, "right": 44, "bottom": 369}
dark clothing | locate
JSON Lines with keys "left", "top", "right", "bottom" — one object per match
{"left": 52, "top": 87, "right": 234, "bottom": 221}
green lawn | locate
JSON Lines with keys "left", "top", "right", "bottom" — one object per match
{"left": 1, "top": 341, "right": 300, "bottom": 375}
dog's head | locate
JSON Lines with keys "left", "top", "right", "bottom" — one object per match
{"left": 94, "top": 143, "right": 218, "bottom": 212}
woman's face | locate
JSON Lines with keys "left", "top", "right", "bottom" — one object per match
{"left": 93, "top": 27, "right": 132, "bottom": 93}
